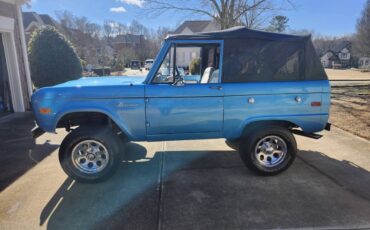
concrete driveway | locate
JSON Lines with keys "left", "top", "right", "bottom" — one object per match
{"left": 0, "top": 119, "right": 370, "bottom": 229}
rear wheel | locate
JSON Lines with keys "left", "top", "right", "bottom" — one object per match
{"left": 239, "top": 125, "right": 296, "bottom": 175}
{"left": 59, "top": 126, "right": 122, "bottom": 183}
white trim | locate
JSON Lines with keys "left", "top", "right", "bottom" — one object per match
{"left": 1, "top": 33, "right": 25, "bottom": 112}
{"left": 0, "top": 0, "right": 15, "bottom": 4}
{"left": 17, "top": 4, "right": 32, "bottom": 98}
{"left": 0, "top": 0, "right": 27, "bottom": 4}
{"left": 0, "top": 16, "right": 14, "bottom": 32}
{"left": 25, "top": 21, "right": 40, "bottom": 32}
{"left": 0, "top": 16, "right": 25, "bottom": 112}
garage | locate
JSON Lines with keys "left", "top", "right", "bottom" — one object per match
{"left": 0, "top": 0, "right": 32, "bottom": 114}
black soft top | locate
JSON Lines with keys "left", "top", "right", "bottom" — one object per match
{"left": 167, "top": 26, "right": 309, "bottom": 41}
{"left": 167, "top": 26, "right": 328, "bottom": 82}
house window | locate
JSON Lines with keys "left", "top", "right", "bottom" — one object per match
{"left": 366, "top": 60, "right": 370, "bottom": 65}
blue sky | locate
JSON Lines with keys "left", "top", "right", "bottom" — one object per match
{"left": 24, "top": 0, "right": 366, "bottom": 36}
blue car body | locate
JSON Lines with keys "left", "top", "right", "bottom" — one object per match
{"left": 31, "top": 28, "right": 330, "bottom": 142}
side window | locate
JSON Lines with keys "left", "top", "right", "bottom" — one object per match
{"left": 222, "top": 39, "right": 303, "bottom": 83}
{"left": 176, "top": 46, "right": 201, "bottom": 84}
{"left": 152, "top": 43, "right": 221, "bottom": 84}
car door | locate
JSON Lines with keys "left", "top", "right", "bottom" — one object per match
{"left": 145, "top": 41, "right": 224, "bottom": 140}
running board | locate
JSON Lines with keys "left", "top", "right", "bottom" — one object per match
{"left": 291, "top": 130, "right": 323, "bottom": 139}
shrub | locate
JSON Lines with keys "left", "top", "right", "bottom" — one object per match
{"left": 189, "top": 58, "right": 201, "bottom": 75}
{"left": 28, "top": 26, "right": 82, "bottom": 88}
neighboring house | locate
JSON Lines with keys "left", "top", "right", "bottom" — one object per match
{"left": 358, "top": 57, "right": 370, "bottom": 70}
{"left": 320, "top": 41, "right": 352, "bottom": 69}
{"left": 22, "top": 11, "right": 56, "bottom": 44}
{"left": 170, "top": 20, "right": 221, "bottom": 67}
{"left": 320, "top": 51, "right": 340, "bottom": 69}
{"left": 0, "top": 0, "right": 32, "bottom": 113}
{"left": 112, "top": 34, "right": 144, "bottom": 51}
{"left": 171, "top": 20, "right": 220, "bottom": 34}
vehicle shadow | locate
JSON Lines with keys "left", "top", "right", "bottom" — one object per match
{"left": 0, "top": 112, "right": 59, "bottom": 191}
{"left": 41, "top": 144, "right": 370, "bottom": 230}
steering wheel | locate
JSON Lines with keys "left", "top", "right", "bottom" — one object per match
{"left": 173, "top": 66, "right": 184, "bottom": 86}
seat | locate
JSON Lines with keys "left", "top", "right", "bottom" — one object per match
{"left": 209, "top": 69, "right": 219, "bottom": 83}
{"left": 200, "top": 67, "right": 214, "bottom": 84}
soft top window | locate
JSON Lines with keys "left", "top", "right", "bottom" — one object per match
{"left": 222, "top": 39, "right": 304, "bottom": 83}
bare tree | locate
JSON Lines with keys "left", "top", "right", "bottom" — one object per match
{"left": 56, "top": 11, "right": 108, "bottom": 65}
{"left": 129, "top": 20, "right": 149, "bottom": 36}
{"left": 116, "top": 23, "right": 128, "bottom": 35}
{"left": 241, "top": 0, "right": 274, "bottom": 28}
{"left": 145, "top": 0, "right": 293, "bottom": 29}
{"left": 103, "top": 20, "right": 116, "bottom": 41}
{"left": 354, "top": 0, "right": 370, "bottom": 57}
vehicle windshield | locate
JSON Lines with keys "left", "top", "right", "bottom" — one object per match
{"left": 151, "top": 43, "right": 220, "bottom": 84}
{"left": 160, "top": 67, "right": 185, "bottom": 76}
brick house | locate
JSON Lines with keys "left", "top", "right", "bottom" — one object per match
{"left": 112, "top": 34, "right": 144, "bottom": 51}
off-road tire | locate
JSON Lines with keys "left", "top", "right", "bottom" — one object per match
{"left": 59, "top": 126, "right": 122, "bottom": 183}
{"left": 239, "top": 125, "right": 297, "bottom": 176}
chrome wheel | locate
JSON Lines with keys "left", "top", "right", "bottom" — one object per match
{"left": 71, "top": 140, "right": 110, "bottom": 174}
{"left": 255, "top": 135, "right": 287, "bottom": 167}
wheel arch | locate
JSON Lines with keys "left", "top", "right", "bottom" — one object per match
{"left": 241, "top": 120, "right": 299, "bottom": 138}
{"left": 55, "top": 110, "right": 131, "bottom": 140}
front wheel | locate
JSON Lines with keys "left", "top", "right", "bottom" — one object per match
{"left": 59, "top": 126, "right": 122, "bottom": 183}
{"left": 239, "top": 125, "right": 297, "bottom": 176}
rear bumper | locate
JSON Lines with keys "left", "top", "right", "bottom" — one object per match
{"left": 32, "top": 126, "right": 45, "bottom": 139}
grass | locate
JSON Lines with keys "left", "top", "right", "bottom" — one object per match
{"left": 330, "top": 84, "right": 370, "bottom": 140}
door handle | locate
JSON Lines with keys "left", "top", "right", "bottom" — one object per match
{"left": 295, "top": 96, "right": 302, "bottom": 103}
{"left": 209, "top": 85, "right": 223, "bottom": 90}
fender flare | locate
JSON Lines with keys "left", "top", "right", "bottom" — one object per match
{"left": 239, "top": 117, "right": 299, "bottom": 138}
{"left": 54, "top": 108, "right": 133, "bottom": 140}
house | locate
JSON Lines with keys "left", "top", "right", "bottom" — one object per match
{"left": 170, "top": 20, "right": 221, "bottom": 67}
{"left": 0, "top": 0, "right": 32, "bottom": 114}
{"left": 358, "top": 57, "right": 370, "bottom": 70}
{"left": 171, "top": 20, "right": 220, "bottom": 34}
{"left": 320, "top": 41, "right": 352, "bottom": 69}
{"left": 22, "top": 11, "right": 56, "bottom": 44}
{"left": 320, "top": 51, "right": 341, "bottom": 69}
{"left": 112, "top": 34, "right": 144, "bottom": 51}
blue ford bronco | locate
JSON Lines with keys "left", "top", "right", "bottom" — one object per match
{"left": 32, "top": 27, "right": 331, "bottom": 182}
